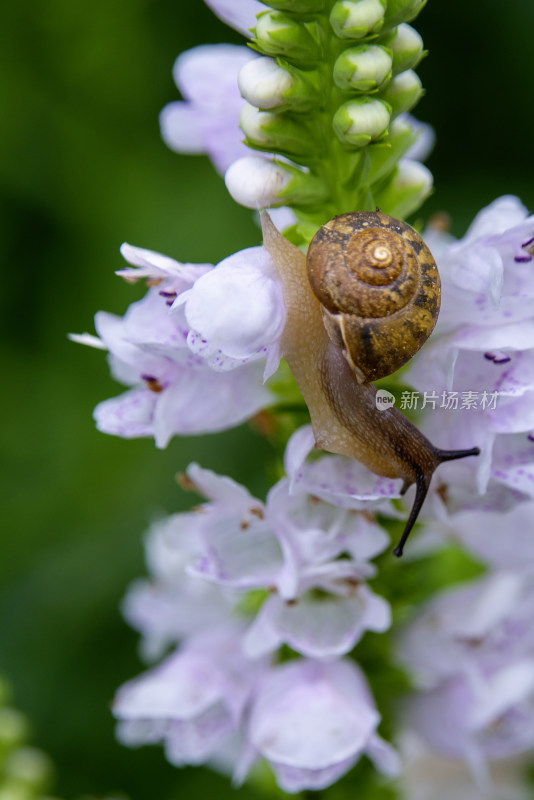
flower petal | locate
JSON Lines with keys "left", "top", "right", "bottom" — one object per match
{"left": 203, "top": 0, "right": 265, "bottom": 37}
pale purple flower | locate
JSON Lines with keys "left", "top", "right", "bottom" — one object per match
{"left": 178, "top": 245, "right": 285, "bottom": 380}
{"left": 285, "top": 425, "right": 404, "bottom": 511}
{"left": 402, "top": 113, "right": 435, "bottom": 162}
{"left": 122, "top": 512, "right": 238, "bottom": 661}
{"left": 203, "top": 0, "right": 266, "bottom": 38}
{"left": 397, "top": 572, "right": 534, "bottom": 776}
{"left": 114, "top": 624, "right": 266, "bottom": 767}
{"left": 408, "top": 196, "right": 534, "bottom": 372}
{"left": 397, "top": 572, "right": 534, "bottom": 687}
{"left": 115, "top": 459, "right": 398, "bottom": 787}
{"left": 243, "top": 577, "right": 390, "bottom": 660}
{"left": 182, "top": 460, "right": 392, "bottom": 659}
{"left": 407, "top": 663, "right": 534, "bottom": 773}
{"left": 160, "top": 44, "right": 255, "bottom": 174}
{"left": 243, "top": 659, "right": 400, "bottom": 792}
{"left": 75, "top": 243, "right": 273, "bottom": 447}
{"left": 401, "top": 197, "right": 534, "bottom": 507}
{"left": 422, "top": 492, "right": 534, "bottom": 572}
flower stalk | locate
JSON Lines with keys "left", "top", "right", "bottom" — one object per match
{"left": 239, "top": 0, "right": 430, "bottom": 228}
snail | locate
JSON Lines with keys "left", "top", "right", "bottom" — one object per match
{"left": 261, "top": 210, "right": 479, "bottom": 557}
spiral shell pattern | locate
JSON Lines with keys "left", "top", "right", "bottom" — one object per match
{"left": 307, "top": 210, "right": 441, "bottom": 382}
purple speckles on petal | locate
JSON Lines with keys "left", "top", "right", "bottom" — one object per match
{"left": 514, "top": 254, "right": 532, "bottom": 263}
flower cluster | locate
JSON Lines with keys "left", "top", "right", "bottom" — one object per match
{"left": 161, "top": 0, "right": 434, "bottom": 220}
{"left": 76, "top": 0, "right": 534, "bottom": 796}
{"left": 113, "top": 455, "right": 401, "bottom": 791}
{"left": 405, "top": 196, "right": 534, "bottom": 512}
{"left": 393, "top": 197, "right": 534, "bottom": 792}
{"left": 71, "top": 243, "right": 279, "bottom": 447}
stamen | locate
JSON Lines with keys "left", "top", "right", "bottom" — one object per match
{"left": 159, "top": 289, "right": 178, "bottom": 307}
{"left": 176, "top": 472, "right": 199, "bottom": 492}
{"left": 514, "top": 236, "right": 534, "bottom": 262}
{"left": 484, "top": 351, "right": 511, "bottom": 364}
{"left": 141, "top": 374, "right": 164, "bottom": 393}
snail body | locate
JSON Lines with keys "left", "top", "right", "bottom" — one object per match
{"left": 261, "top": 210, "right": 479, "bottom": 557}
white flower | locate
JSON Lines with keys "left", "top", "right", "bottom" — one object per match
{"left": 178, "top": 245, "right": 285, "bottom": 380}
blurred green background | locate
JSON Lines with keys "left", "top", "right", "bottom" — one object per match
{"left": 1, "top": 1, "right": 533, "bottom": 798}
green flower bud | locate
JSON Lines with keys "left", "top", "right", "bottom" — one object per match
{"left": 334, "top": 44, "right": 392, "bottom": 92}
{"left": 266, "top": 0, "right": 325, "bottom": 11}
{"left": 333, "top": 97, "right": 390, "bottom": 147}
{"left": 367, "top": 115, "right": 418, "bottom": 184}
{"left": 385, "top": 23, "right": 425, "bottom": 73}
{"left": 373, "top": 159, "right": 432, "bottom": 218}
{"left": 384, "top": 0, "right": 427, "bottom": 26}
{"left": 380, "top": 69, "right": 422, "bottom": 117}
{"left": 240, "top": 103, "right": 315, "bottom": 156}
{"left": 238, "top": 57, "right": 318, "bottom": 112}
{"left": 329, "top": 0, "right": 386, "bottom": 40}
{"left": 254, "top": 11, "right": 321, "bottom": 61}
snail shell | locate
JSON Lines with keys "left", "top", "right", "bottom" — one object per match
{"left": 307, "top": 210, "right": 441, "bottom": 382}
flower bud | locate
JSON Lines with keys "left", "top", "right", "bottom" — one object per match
{"left": 373, "top": 158, "right": 432, "bottom": 218}
{"left": 386, "top": 23, "right": 425, "bottom": 73}
{"left": 384, "top": 0, "right": 427, "bottom": 26}
{"left": 329, "top": 0, "right": 386, "bottom": 40}
{"left": 334, "top": 44, "right": 392, "bottom": 92}
{"left": 333, "top": 97, "right": 390, "bottom": 148}
{"left": 266, "top": 0, "right": 325, "bottom": 10}
{"left": 239, "top": 103, "right": 315, "bottom": 156}
{"left": 367, "top": 115, "right": 418, "bottom": 184}
{"left": 254, "top": 10, "right": 321, "bottom": 61}
{"left": 238, "top": 57, "right": 318, "bottom": 112}
{"left": 239, "top": 58, "right": 294, "bottom": 109}
{"left": 380, "top": 69, "right": 422, "bottom": 117}
{"left": 225, "top": 157, "right": 328, "bottom": 209}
